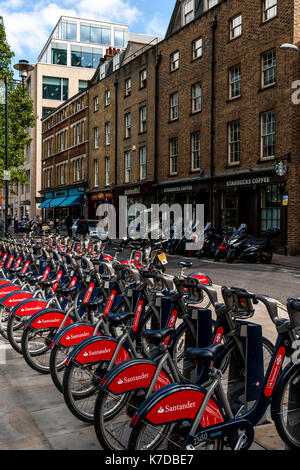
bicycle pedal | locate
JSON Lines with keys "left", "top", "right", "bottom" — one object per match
{"left": 185, "top": 445, "right": 195, "bottom": 451}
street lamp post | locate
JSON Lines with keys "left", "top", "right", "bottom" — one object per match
{"left": 1, "top": 60, "right": 33, "bottom": 237}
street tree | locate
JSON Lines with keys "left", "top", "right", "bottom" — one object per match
{"left": 0, "top": 16, "right": 35, "bottom": 188}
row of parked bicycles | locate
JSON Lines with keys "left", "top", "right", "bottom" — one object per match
{"left": 0, "top": 234, "right": 299, "bottom": 451}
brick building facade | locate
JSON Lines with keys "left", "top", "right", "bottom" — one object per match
{"left": 40, "top": 90, "right": 89, "bottom": 221}
{"left": 40, "top": 0, "right": 300, "bottom": 254}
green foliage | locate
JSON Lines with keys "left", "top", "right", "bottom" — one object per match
{"left": 0, "top": 16, "right": 36, "bottom": 186}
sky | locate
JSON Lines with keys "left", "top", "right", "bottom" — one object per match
{"left": 0, "top": 0, "right": 175, "bottom": 68}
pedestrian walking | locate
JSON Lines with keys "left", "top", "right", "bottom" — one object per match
{"left": 76, "top": 219, "right": 89, "bottom": 241}
{"left": 65, "top": 214, "right": 73, "bottom": 237}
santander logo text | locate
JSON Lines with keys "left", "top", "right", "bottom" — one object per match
{"left": 65, "top": 332, "right": 90, "bottom": 341}
{"left": 117, "top": 372, "right": 149, "bottom": 385}
{"left": 157, "top": 401, "right": 196, "bottom": 414}
{"left": 83, "top": 347, "right": 111, "bottom": 357}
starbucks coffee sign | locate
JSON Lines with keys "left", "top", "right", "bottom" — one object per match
{"left": 274, "top": 161, "right": 288, "bottom": 177}
{"left": 226, "top": 177, "right": 270, "bottom": 187}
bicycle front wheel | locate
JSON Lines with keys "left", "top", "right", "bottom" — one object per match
{"left": 21, "top": 326, "right": 57, "bottom": 374}
{"left": 272, "top": 365, "right": 300, "bottom": 450}
{"left": 63, "top": 360, "right": 109, "bottom": 424}
{"left": 94, "top": 388, "right": 146, "bottom": 450}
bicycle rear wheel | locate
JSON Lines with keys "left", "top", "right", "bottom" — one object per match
{"left": 7, "top": 314, "right": 26, "bottom": 354}
{"left": 272, "top": 365, "right": 300, "bottom": 450}
{"left": 129, "top": 420, "right": 223, "bottom": 450}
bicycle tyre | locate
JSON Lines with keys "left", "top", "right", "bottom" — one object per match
{"left": 49, "top": 343, "right": 72, "bottom": 393}
{"left": 63, "top": 360, "right": 111, "bottom": 424}
{"left": 94, "top": 388, "right": 145, "bottom": 450}
{"left": 272, "top": 364, "right": 300, "bottom": 450}
{"left": 7, "top": 314, "right": 25, "bottom": 354}
{"left": 21, "top": 326, "right": 57, "bottom": 374}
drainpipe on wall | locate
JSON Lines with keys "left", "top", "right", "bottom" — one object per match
{"left": 210, "top": 16, "right": 218, "bottom": 224}
{"left": 154, "top": 51, "right": 162, "bottom": 203}
{"left": 114, "top": 80, "right": 119, "bottom": 232}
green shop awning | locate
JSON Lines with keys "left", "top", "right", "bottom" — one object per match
{"left": 59, "top": 195, "right": 82, "bottom": 207}
{"left": 49, "top": 197, "right": 68, "bottom": 208}
{"left": 39, "top": 199, "right": 51, "bottom": 209}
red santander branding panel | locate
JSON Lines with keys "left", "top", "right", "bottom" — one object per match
{"left": 108, "top": 363, "right": 171, "bottom": 394}
{"left": 52, "top": 270, "right": 63, "bottom": 292}
{"left": 164, "top": 310, "right": 178, "bottom": 345}
{"left": 0, "top": 285, "right": 21, "bottom": 299}
{"left": 2, "top": 292, "right": 33, "bottom": 307}
{"left": 13, "top": 300, "right": 48, "bottom": 317}
{"left": 31, "top": 312, "right": 73, "bottom": 329}
{"left": 131, "top": 300, "right": 144, "bottom": 332}
{"left": 103, "top": 290, "right": 116, "bottom": 317}
{"left": 213, "top": 326, "right": 224, "bottom": 344}
{"left": 6, "top": 255, "right": 15, "bottom": 269}
{"left": 146, "top": 390, "right": 224, "bottom": 426}
{"left": 59, "top": 325, "right": 99, "bottom": 347}
{"left": 264, "top": 346, "right": 286, "bottom": 397}
{"left": 83, "top": 283, "right": 95, "bottom": 303}
{"left": 75, "top": 339, "right": 130, "bottom": 364}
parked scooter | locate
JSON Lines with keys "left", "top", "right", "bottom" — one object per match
{"left": 214, "top": 227, "right": 235, "bottom": 262}
{"left": 226, "top": 225, "right": 280, "bottom": 264}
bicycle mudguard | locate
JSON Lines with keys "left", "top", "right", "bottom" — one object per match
{"left": 188, "top": 272, "right": 213, "bottom": 286}
{"left": 131, "top": 384, "right": 224, "bottom": 428}
{"left": 25, "top": 308, "right": 73, "bottom": 330}
{"left": 101, "top": 358, "right": 172, "bottom": 395}
{"left": 0, "top": 280, "right": 13, "bottom": 287}
{"left": 51, "top": 322, "right": 101, "bottom": 348}
{"left": 10, "top": 298, "right": 48, "bottom": 318}
{"left": 0, "top": 284, "right": 21, "bottom": 299}
{"left": 66, "top": 336, "right": 131, "bottom": 366}
{"left": 0, "top": 291, "right": 33, "bottom": 308}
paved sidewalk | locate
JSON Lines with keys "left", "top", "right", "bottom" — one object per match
{"left": 0, "top": 284, "right": 289, "bottom": 451}
{"left": 272, "top": 254, "right": 300, "bottom": 270}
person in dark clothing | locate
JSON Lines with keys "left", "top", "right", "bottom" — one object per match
{"left": 65, "top": 215, "right": 73, "bottom": 237}
{"left": 76, "top": 219, "right": 89, "bottom": 241}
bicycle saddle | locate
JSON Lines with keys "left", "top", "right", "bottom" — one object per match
{"left": 142, "top": 328, "right": 176, "bottom": 346}
{"left": 179, "top": 261, "right": 193, "bottom": 268}
{"left": 81, "top": 299, "right": 104, "bottom": 311}
{"left": 185, "top": 343, "right": 224, "bottom": 366}
{"left": 106, "top": 311, "right": 135, "bottom": 326}
{"left": 55, "top": 286, "right": 77, "bottom": 296}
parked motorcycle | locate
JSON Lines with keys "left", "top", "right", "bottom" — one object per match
{"left": 214, "top": 228, "right": 235, "bottom": 262}
{"left": 197, "top": 223, "right": 224, "bottom": 259}
{"left": 226, "top": 225, "right": 280, "bottom": 264}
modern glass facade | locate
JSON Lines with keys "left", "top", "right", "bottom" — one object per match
{"left": 71, "top": 46, "right": 103, "bottom": 68}
{"left": 43, "top": 77, "right": 68, "bottom": 101}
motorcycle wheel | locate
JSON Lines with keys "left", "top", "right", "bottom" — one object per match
{"left": 226, "top": 248, "right": 235, "bottom": 264}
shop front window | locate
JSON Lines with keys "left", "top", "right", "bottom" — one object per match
{"left": 222, "top": 191, "right": 237, "bottom": 229}
{"left": 261, "top": 185, "right": 280, "bottom": 231}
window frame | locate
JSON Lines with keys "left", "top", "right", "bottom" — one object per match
{"left": 261, "top": 110, "right": 276, "bottom": 160}
{"left": 228, "top": 120, "right": 241, "bottom": 165}
{"left": 263, "top": 0, "right": 277, "bottom": 22}
{"left": 170, "top": 92, "right": 179, "bottom": 121}
{"left": 192, "top": 37, "right": 203, "bottom": 60}
{"left": 169, "top": 138, "right": 178, "bottom": 175}
{"left": 170, "top": 51, "right": 180, "bottom": 72}
{"left": 192, "top": 82, "right": 202, "bottom": 113}
{"left": 230, "top": 14, "right": 242, "bottom": 40}
{"left": 261, "top": 49, "right": 276, "bottom": 88}
{"left": 191, "top": 131, "right": 201, "bottom": 171}
{"left": 139, "top": 106, "right": 147, "bottom": 133}
{"left": 229, "top": 64, "right": 241, "bottom": 100}
{"left": 125, "top": 151, "right": 131, "bottom": 183}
